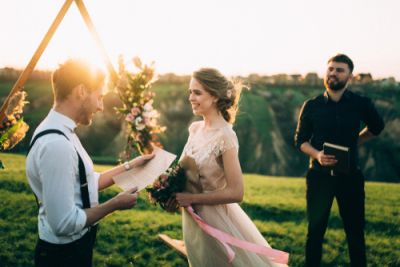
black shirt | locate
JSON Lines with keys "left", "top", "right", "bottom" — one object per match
{"left": 294, "top": 89, "right": 384, "bottom": 171}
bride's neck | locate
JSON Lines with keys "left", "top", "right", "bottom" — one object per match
{"left": 203, "top": 111, "right": 227, "bottom": 129}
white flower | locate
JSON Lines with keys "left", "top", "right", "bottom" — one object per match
{"left": 135, "top": 116, "right": 145, "bottom": 130}
{"left": 143, "top": 110, "right": 159, "bottom": 119}
{"left": 143, "top": 100, "right": 154, "bottom": 111}
{"left": 136, "top": 124, "right": 145, "bottom": 130}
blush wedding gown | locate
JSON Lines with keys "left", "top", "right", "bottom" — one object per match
{"left": 180, "top": 121, "right": 288, "bottom": 267}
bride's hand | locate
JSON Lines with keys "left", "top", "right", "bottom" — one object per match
{"left": 175, "top": 192, "right": 194, "bottom": 207}
{"left": 165, "top": 197, "right": 179, "bottom": 213}
{"left": 129, "top": 153, "right": 155, "bottom": 168}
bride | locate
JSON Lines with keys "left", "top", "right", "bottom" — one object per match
{"left": 171, "top": 68, "right": 288, "bottom": 267}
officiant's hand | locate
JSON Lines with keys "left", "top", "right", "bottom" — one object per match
{"left": 129, "top": 153, "right": 155, "bottom": 168}
{"left": 316, "top": 151, "right": 337, "bottom": 166}
{"left": 112, "top": 186, "right": 139, "bottom": 210}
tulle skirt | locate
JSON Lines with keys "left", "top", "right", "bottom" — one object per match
{"left": 182, "top": 203, "right": 288, "bottom": 267}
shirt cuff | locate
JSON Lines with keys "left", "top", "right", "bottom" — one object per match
{"left": 74, "top": 208, "right": 87, "bottom": 233}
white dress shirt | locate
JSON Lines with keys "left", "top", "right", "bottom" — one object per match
{"left": 26, "top": 109, "right": 100, "bottom": 244}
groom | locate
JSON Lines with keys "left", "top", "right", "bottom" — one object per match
{"left": 26, "top": 59, "right": 153, "bottom": 267}
{"left": 294, "top": 54, "right": 384, "bottom": 266}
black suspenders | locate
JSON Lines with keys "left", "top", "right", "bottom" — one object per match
{"left": 27, "top": 129, "right": 91, "bottom": 209}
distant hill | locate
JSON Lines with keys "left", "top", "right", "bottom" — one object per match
{"left": 1, "top": 79, "right": 399, "bottom": 182}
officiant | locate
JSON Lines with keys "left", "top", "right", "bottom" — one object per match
{"left": 26, "top": 59, "right": 154, "bottom": 267}
{"left": 294, "top": 54, "right": 384, "bottom": 267}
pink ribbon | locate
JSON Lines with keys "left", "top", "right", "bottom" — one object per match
{"left": 186, "top": 206, "right": 289, "bottom": 265}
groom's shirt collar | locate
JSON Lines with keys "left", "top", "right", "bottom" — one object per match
{"left": 47, "top": 109, "right": 77, "bottom": 133}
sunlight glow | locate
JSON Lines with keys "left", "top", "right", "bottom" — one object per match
{"left": 1, "top": 0, "right": 399, "bottom": 79}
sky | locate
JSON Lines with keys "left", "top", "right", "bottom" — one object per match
{"left": 0, "top": 0, "right": 399, "bottom": 80}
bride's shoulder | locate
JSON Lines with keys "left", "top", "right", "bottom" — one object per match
{"left": 218, "top": 125, "right": 239, "bottom": 147}
{"left": 188, "top": 120, "right": 203, "bottom": 134}
{"left": 220, "top": 124, "right": 237, "bottom": 138}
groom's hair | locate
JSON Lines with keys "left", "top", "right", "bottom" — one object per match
{"left": 51, "top": 59, "right": 105, "bottom": 102}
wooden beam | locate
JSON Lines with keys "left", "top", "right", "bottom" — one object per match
{"left": 74, "top": 0, "right": 118, "bottom": 83}
{"left": 158, "top": 234, "right": 187, "bottom": 258}
{"left": 0, "top": 0, "right": 74, "bottom": 123}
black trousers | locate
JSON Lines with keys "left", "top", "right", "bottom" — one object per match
{"left": 305, "top": 169, "right": 366, "bottom": 267}
{"left": 34, "top": 225, "right": 98, "bottom": 267}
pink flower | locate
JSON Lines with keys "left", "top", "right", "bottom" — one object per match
{"left": 131, "top": 107, "right": 140, "bottom": 116}
{"left": 160, "top": 174, "right": 168, "bottom": 181}
{"left": 125, "top": 113, "right": 134, "bottom": 122}
{"left": 143, "top": 100, "right": 154, "bottom": 111}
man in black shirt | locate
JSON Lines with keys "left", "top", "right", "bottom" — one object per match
{"left": 294, "top": 54, "right": 384, "bottom": 267}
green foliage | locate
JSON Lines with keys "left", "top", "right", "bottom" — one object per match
{"left": 0, "top": 153, "right": 399, "bottom": 266}
{"left": 2, "top": 80, "right": 399, "bottom": 181}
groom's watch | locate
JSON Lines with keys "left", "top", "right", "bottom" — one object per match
{"left": 123, "top": 161, "right": 131, "bottom": 171}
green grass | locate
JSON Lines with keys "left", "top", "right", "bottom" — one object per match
{"left": 0, "top": 153, "right": 399, "bottom": 266}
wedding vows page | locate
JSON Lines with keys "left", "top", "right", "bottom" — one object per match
{"left": 113, "top": 147, "right": 176, "bottom": 191}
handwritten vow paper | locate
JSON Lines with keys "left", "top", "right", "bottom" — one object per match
{"left": 113, "top": 147, "right": 176, "bottom": 191}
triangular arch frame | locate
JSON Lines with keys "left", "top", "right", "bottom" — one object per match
{"left": 0, "top": 0, "right": 117, "bottom": 122}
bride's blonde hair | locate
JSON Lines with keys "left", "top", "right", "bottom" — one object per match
{"left": 193, "top": 68, "right": 246, "bottom": 124}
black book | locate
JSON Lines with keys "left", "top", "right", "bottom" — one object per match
{"left": 323, "top": 142, "right": 350, "bottom": 174}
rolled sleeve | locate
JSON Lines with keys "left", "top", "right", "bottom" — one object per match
{"left": 39, "top": 139, "right": 86, "bottom": 236}
{"left": 94, "top": 171, "right": 100, "bottom": 190}
{"left": 294, "top": 100, "right": 313, "bottom": 150}
{"left": 363, "top": 98, "right": 385, "bottom": 136}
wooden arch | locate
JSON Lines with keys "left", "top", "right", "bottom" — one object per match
{"left": 0, "top": 0, "right": 117, "bottom": 123}
{"left": 0, "top": 1, "right": 188, "bottom": 256}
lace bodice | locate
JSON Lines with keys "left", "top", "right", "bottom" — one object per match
{"left": 181, "top": 121, "right": 239, "bottom": 193}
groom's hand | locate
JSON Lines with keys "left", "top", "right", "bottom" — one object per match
{"left": 112, "top": 186, "right": 139, "bottom": 210}
{"left": 129, "top": 153, "right": 155, "bottom": 168}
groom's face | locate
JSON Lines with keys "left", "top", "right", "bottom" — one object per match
{"left": 188, "top": 78, "right": 217, "bottom": 116}
{"left": 77, "top": 87, "right": 104, "bottom": 126}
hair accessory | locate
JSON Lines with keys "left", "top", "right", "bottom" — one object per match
{"left": 226, "top": 89, "right": 232, "bottom": 98}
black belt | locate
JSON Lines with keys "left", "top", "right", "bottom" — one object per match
{"left": 37, "top": 225, "right": 98, "bottom": 250}
{"left": 310, "top": 164, "right": 358, "bottom": 176}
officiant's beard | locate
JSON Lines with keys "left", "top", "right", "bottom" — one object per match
{"left": 324, "top": 76, "right": 349, "bottom": 91}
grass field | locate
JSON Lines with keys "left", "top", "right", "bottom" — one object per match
{"left": 0, "top": 153, "right": 399, "bottom": 266}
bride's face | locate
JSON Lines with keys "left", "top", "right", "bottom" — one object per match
{"left": 188, "top": 77, "right": 217, "bottom": 116}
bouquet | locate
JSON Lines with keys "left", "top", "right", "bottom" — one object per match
{"left": 115, "top": 56, "right": 165, "bottom": 160}
{"left": 146, "top": 160, "right": 186, "bottom": 212}
{"left": 0, "top": 91, "right": 29, "bottom": 168}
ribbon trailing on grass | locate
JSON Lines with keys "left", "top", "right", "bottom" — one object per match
{"left": 186, "top": 206, "right": 289, "bottom": 265}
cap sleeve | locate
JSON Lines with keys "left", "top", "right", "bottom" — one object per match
{"left": 218, "top": 128, "right": 239, "bottom": 156}
{"left": 188, "top": 121, "right": 202, "bottom": 135}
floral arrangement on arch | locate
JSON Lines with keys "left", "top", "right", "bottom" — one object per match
{"left": 0, "top": 91, "right": 30, "bottom": 168}
{"left": 115, "top": 56, "right": 165, "bottom": 160}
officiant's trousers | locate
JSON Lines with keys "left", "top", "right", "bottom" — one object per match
{"left": 305, "top": 169, "right": 366, "bottom": 267}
